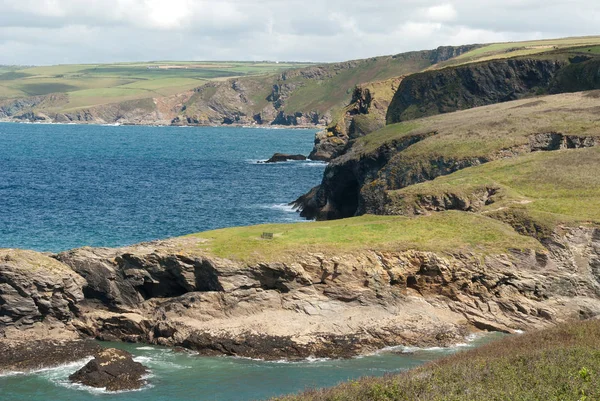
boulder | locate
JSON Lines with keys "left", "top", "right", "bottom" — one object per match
{"left": 69, "top": 348, "right": 148, "bottom": 391}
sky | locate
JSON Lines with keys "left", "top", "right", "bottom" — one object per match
{"left": 0, "top": 0, "right": 598, "bottom": 65}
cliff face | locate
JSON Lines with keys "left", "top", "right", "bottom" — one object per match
{"left": 307, "top": 45, "right": 482, "bottom": 161}
{"left": 386, "top": 58, "right": 566, "bottom": 124}
{"left": 309, "top": 78, "right": 402, "bottom": 161}
{"left": 1, "top": 224, "right": 599, "bottom": 360}
{"left": 0, "top": 45, "right": 482, "bottom": 128}
{"left": 386, "top": 54, "right": 600, "bottom": 124}
{"left": 0, "top": 91, "right": 193, "bottom": 126}
{"left": 294, "top": 91, "right": 600, "bottom": 222}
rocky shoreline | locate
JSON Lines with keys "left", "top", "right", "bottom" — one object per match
{"left": 2, "top": 221, "right": 599, "bottom": 366}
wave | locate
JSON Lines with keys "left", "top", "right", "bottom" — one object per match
{"left": 247, "top": 159, "right": 327, "bottom": 167}
{"left": 0, "top": 357, "right": 93, "bottom": 378}
{"left": 133, "top": 355, "right": 189, "bottom": 370}
{"left": 266, "top": 203, "right": 297, "bottom": 213}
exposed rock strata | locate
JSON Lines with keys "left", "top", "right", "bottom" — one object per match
{"left": 0, "top": 225, "right": 599, "bottom": 361}
{"left": 386, "top": 56, "right": 600, "bottom": 124}
{"left": 0, "top": 249, "right": 86, "bottom": 332}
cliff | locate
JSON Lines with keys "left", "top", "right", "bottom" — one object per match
{"left": 0, "top": 45, "right": 480, "bottom": 128}
{"left": 295, "top": 91, "right": 600, "bottom": 222}
{"left": 386, "top": 51, "right": 600, "bottom": 124}
{"left": 1, "top": 213, "right": 599, "bottom": 360}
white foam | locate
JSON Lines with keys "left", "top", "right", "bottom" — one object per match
{"left": 268, "top": 203, "right": 297, "bottom": 213}
{"left": 0, "top": 357, "right": 93, "bottom": 378}
{"left": 136, "top": 346, "right": 158, "bottom": 351}
{"left": 133, "top": 355, "right": 188, "bottom": 370}
{"left": 299, "top": 161, "right": 328, "bottom": 168}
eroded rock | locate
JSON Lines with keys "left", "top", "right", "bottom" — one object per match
{"left": 69, "top": 348, "right": 148, "bottom": 392}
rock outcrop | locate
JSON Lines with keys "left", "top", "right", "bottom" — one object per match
{"left": 262, "top": 153, "right": 307, "bottom": 163}
{"left": 296, "top": 92, "right": 600, "bottom": 221}
{"left": 43, "top": 223, "right": 600, "bottom": 360}
{"left": 309, "top": 81, "right": 401, "bottom": 162}
{"left": 69, "top": 348, "right": 148, "bottom": 391}
{"left": 0, "top": 249, "right": 86, "bottom": 333}
{"left": 386, "top": 58, "right": 567, "bottom": 124}
{"left": 1, "top": 221, "right": 600, "bottom": 361}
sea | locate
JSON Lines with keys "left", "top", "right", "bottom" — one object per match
{"left": 0, "top": 122, "right": 500, "bottom": 400}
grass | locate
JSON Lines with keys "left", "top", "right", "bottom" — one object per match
{"left": 274, "top": 319, "right": 600, "bottom": 401}
{"left": 184, "top": 212, "right": 543, "bottom": 263}
{"left": 0, "top": 61, "right": 313, "bottom": 114}
{"left": 387, "top": 147, "right": 600, "bottom": 230}
{"left": 443, "top": 35, "right": 600, "bottom": 67}
{"left": 353, "top": 91, "right": 600, "bottom": 160}
{"left": 282, "top": 55, "right": 432, "bottom": 115}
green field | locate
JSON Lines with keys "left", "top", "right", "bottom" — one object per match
{"left": 0, "top": 61, "right": 313, "bottom": 110}
{"left": 442, "top": 35, "right": 600, "bottom": 67}
{"left": 185, "top": 211, "right": 542, "bottom": 263}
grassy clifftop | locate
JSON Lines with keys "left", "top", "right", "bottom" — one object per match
{"left": 185, "top": 212, "right": 542, "bottom": 262}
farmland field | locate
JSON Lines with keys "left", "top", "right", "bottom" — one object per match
{"left": 0, "top": 61, "right": 314, "bottom": 109}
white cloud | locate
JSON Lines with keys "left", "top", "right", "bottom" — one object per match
{"left": 423, "top": 4, "right": 458, "bottom": 22}
{"left": 0, "top": 0, "right": 598, "bottom": 64}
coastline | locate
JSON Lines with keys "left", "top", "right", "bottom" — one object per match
{"left": 0, "top": 117, "right": 325, "bottom": 131}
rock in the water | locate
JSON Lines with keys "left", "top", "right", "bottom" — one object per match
{"left": 69, "top": 348, "right": 148, "bottom": 391}
{"left": 262, "top": 153, "right": 307, "bottom": 163}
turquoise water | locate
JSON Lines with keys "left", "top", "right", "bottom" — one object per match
{"left": 0, "top": 338, "right": 500, "bottom": 401}
{"left": 0, "top": 123, "right": 324, "bottom": 252}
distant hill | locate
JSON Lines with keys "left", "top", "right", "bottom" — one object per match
{"left": 1, "top": 36, "right": 600, "bottom": 131}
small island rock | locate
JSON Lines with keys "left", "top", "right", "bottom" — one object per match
{"left": 69, "top": 348, "right": 148, "bottom": 391}
{"left": 262, "top": 153, "right": 307, "bottom": 163}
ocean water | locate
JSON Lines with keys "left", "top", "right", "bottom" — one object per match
{"left": 0, "top": 122, "right": 504, "bottom": 400}
{"left": 0, "top": 123, "right": 325, "bottom": 252}
{"left": 0, "top": 338, "right": 501, "bottom": 401}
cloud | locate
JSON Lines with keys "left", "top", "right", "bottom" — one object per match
{"left": 423, "top": 4, "right": 458, "bottom": 22}
{"left": 0, "top": 0, "right": 598, "bottom": 64}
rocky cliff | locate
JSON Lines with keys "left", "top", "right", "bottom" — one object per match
{"left": 309, "top": 78, "right": 402, "bottom": 161}
{"left": 295, "top": 91, "right": 600, "bottom": 222}
{"left": 386, "top": 52, "right": 600, "bottom": 124}
{"left": 0, "top": 45, "right": 481, "bottom": 128}
{"left": 1, "top": 219, "right": 599, "bottom": 361}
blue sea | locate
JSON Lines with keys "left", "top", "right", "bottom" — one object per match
{"left": 0, "top": 122, "right": 500, "bottom": 400}
{"left": 0, "top": 123, "right": 325, "bottom": 252}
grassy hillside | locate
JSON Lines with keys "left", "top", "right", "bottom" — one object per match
{"left": 296, "top": 90, "right": 600, "bottom": 223}
{"left": 438, "top": 35, "right": 600, "bottom": 67}
{"left": 387, "top": 146, "right": 600, "bottom": 239}
{"left": 0, "top": 61, "right": 312, "bottom": 111}
{"left": 360, "top": 91, "right": 600, "bottom": 156}
{"left": 274, "top": 319, "right": 600, "bottom": 401}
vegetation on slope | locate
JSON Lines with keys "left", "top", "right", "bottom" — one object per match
{"left": 295, "top": 91, "right": 600, "bottom": 222}
{"left": 0, "top": 61, "right": 311, "bottom": 111}
{"left": 362, "top": 90, "right": 600, "bottom": 156}
{"left": 438, "top": 35, "right": 600, "bottom": 67}
{"left": 274, "top": 319, "right": 600, "bottom": 401}
{"left": 387, "top": 147, "right": 600, "bottom": 231}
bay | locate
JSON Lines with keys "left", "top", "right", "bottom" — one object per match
{"left": 0, "top": 123, "right": 324, "bottom": 252}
